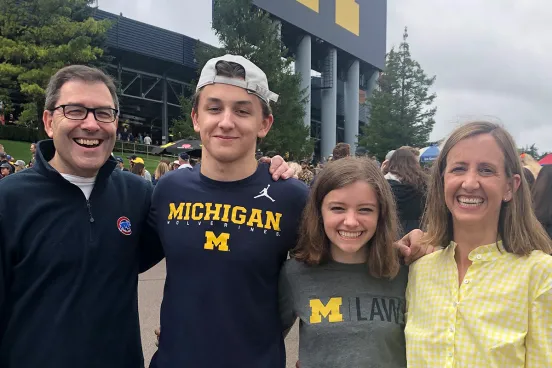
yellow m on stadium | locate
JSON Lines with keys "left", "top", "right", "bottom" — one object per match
{"left": 297, "top": 0, "right": 360, "bottom": 36}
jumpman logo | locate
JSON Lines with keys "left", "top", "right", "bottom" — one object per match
{"left": 254, "top": 184, "right": 275, "bottom": 202}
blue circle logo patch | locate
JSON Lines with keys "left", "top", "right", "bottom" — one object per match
{"left": 117, "top": 216, "right": 132, "bottom": 236}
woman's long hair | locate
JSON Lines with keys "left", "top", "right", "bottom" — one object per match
{"left": 293, "top": 157, "right": 400, "bottom": 278}
{"left": 386, "top": 148, "right": 429, "bottom": 192}
{"left": 532, "top": 165, "right": 552, "bottom": 227}
{"left": 131, "top": 163, "right": 145, "bottom": 177}
{"left": 421, "top": 121, "right": 552, "bottom": 255}
{"left": 288, "top": 162, "right": 302, "bottom": 179}
{"left": 523, "top": 167, "right": 535, "bottom": 191}
{"left": 154, "top": 162, "right": 169, "bottom": 180}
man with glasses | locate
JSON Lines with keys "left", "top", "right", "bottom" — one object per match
{"left": 0, "top": 65, "right": 162, "bottom": 368}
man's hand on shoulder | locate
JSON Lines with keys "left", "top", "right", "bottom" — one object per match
{"left": 260, "top": 155, "right": 294, "bottom": 181}
{"left": 394, "top": 229, "right": 437, "bottom": 265}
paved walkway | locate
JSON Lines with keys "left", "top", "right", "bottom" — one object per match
{"left": 138, "top": 261, "right": 299, "bottom": 367}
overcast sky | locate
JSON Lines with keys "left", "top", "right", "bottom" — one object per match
{"left": 97, "top": 0, "right": 552, "bottom": 151}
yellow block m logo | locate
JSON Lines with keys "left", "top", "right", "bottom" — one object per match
{"left": 204, "top": 231, "right": 230, "bottom": 252}
{"left": 297, "top": 0, "right": 360, "bottom": 36}
{"left": 309, "top": 297, "right": 343, "bottom": 323}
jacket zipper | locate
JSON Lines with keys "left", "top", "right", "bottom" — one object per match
{"left": 86, "top": 199, "right": 95, "bottom": 242}
{"left": 86, "top": 200, "right": 95, "bottom": 223}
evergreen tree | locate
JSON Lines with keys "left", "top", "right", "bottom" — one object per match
{"left": 358, "top": 27, "right": 437, "bottom": 160}
{"left": 519, "top": 143, "right": 551, "bottom": 161}
{"left": 0, "top": 0, "right": 112, "bottom": 130}
{"left": 521, "top": 143, "right": 539, "bottom": 158}
{"left": 174, "top": 0, "right": 312, "bottom": 159}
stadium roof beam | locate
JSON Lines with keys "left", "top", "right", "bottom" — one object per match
{"left": 109, "top": 64, "right": 191, "bottom": 87}
{"left": 120, "top": 93, "right": 180, "bottom": 108}
{"left": 122, "top": 74, "right": 140, "bottom": 94}
{"left": 108, "top": 63, "right": 190, "bottom": 144}
{"left": 142, "top": 77, "right": 161, "bottom": 99}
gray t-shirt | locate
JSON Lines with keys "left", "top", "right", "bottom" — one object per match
{"left": 279, "top": 258, "right": 407, "bottom": 368}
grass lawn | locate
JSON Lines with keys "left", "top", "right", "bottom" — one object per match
{"left": 1, "top": 140, "right": 33, "bottom": 164}
{"left": 0, "top": 139, "right": 168, "bottom": 174}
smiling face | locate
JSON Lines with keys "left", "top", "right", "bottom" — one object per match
{"left": 444, "top": 133, "right": 520, "bottom": 233}
{"left": 191, "top": 83, "right": 273, "bottom": 165}
{"left": 43, "top": 80, "right": 118, "bottom": 177}
{"left": 321, "top": 180, "right": 380, "bottom": 263}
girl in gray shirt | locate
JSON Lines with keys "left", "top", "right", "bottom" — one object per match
{"left": 279, "top": 157, "right": 407, "bottom": 368}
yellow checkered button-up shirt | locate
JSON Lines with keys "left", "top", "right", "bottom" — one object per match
{"left": 405, "top": 241, "right": 552, "bottom": 368}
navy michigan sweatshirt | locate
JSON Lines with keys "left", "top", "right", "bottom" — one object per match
{"left": 149, "top": 163, "right": 308, "bottom": 368}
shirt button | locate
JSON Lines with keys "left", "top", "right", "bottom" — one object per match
{"left": 448, "top": 353, "right": 453, "bottom": 357}
{"left": 450, "top": 327, "right": 454, "bottom": 332}
{"left": 464, "top": 280, "right": 470, "bottom": 284}
{"left": 476, "top": 255, "right": 482, "bottom": 260}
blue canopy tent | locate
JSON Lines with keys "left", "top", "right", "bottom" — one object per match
{"left": 420, "top": 145, "right": 440, "bottom": 163}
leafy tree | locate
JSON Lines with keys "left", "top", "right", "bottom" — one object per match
{"left": 175, "top": 0, "right": 313, "bottom": 159}
{"left": 0, "top": 0, "right": 112, "bottom": 132}
{"left": 170, "top": 95, "right": 197, "bottom": 140}
{"left": 358, "top": 27, "right": 437, "bottom": 161}
{"left": 519, "top": 143, "right": 551, "bottom": 161}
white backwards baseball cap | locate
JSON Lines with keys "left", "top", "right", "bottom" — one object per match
{"left": 196, "top": 54, "right": 279, "bottom": 104}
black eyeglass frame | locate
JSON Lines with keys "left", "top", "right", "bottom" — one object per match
{"left": 51, "top": 104, "right": 119, "bottom": 123}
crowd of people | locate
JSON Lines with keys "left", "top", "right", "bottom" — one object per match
{"left": 0, "top": 142, "right": 37, "bottom": 178}
{"left": 117, "top": 128, "right": 154, "bottom": 145}
{"left": 110, "top": 151, "right": 196, "bottom": 185}
{"left": 0, "top": 52, "right": 550, "bottom": 368}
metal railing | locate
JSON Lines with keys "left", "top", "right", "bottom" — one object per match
{"left": 113, "top": 140, "right": 178, "bottom": 160}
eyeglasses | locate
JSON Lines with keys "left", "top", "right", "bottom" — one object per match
{"left": 52, "top": 104, "right": 119, "bottom": 123}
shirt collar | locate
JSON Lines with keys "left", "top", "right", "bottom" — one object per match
{"left": 384, "top": 172, "right": 401, "bottom": 182}
{"left": 447, "top": 240, "right": 506, "bottom": 262}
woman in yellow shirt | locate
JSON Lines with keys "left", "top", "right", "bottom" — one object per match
{"left": 405, "top": 121, "right": 552, "bottom": 367}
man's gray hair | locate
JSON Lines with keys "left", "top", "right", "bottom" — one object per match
{"left": 44, "top": 65, "right": 119, "bottom": 111}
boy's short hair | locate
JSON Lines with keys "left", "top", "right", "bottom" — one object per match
{"left": 332, "top": 143, "right": 350, "bottom": 160}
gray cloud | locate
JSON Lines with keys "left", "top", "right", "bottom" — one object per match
{"left": 388, "top": 0, "right": 552, "bottom": 150}
{"left": 97, "top": 0, "right": 219, "bottom": 45}
{"left": 98, "top": 0, "right": 552, "bottom": 151}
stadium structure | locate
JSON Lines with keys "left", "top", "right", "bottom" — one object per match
{"left": 93, "top": 0, "right": 386, "bottom": 158}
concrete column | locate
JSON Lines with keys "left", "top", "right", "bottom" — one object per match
{"left": 362, "top": 69, "right": 381, "bottom": 131}
{"left": 321, "top": 47, "right": 337, "bottom": 159}
{"left": 295, "top": 35, "right": 312, "bottom": 129}
{"left": 366, "top": 69, "right": 380, "bottom": 96}
{"left": 344, "top": 60, "right": 360, "bottom": 155}
{"left": 161, "top": 75, "right": 168, "bottom": 144}
{"left": 117, "top": 63, "right": 122, "bottom": 93}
